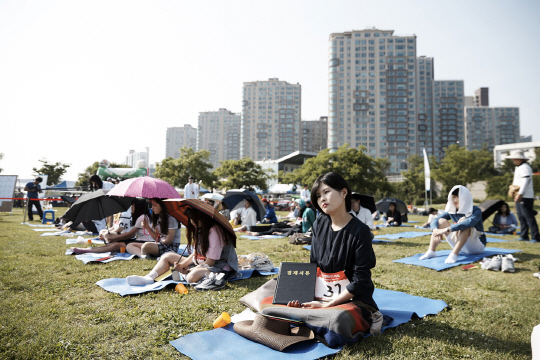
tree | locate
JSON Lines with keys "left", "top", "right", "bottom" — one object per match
{"left": 33, "top": 159, "right": 71, "bottom": 186}
{"left": 154, "top": 147, "right": 216, "bottom": 188}
{"left": 76, "top": 161, "right": 130, "bottom": 187}
{"left": 395, "top": 154, "right": 426, "bottom": 204}
{"left": 485, "top": 173, "right": 513, "bottom": 199}
{"left": 531, "top": 148, "right": 540, "bottom": 173}
{"left": 431, "top": 144, "right": 498, "bottom": 194}
{"left": 282, "top": 144, "right": 393, "bottom": 196}
{"left": 213, "top": 158, "right": 274, "bottom": 192}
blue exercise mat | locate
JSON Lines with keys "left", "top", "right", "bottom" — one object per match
{"left": 169, "top": 288, "right": 447, "bottom": 359}
{"left": 486, "top": 237, "right": 509, "bottom": 243}
{"left": 96, "top": 268, "right": 279, "bottom": 296}
{"left": 406, "top": 221, "right": 420, "bottom": 223}
{"left": 393, "top": 247, "right": 522, "bottom": 271}
{"left": 374, "top": 231, "right": 430, "bottom": 240}
{"left": 241, "top": 235, "right": 285, "bottom": 240}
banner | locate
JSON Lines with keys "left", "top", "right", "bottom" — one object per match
{"left": 423, "top": 148, "right": 431, "bottom": 191}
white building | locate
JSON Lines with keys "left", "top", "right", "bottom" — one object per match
{"left": 126, "top": 150, "right": 148, "bottom": 168}
{"left": 197, "top": 108, "right": 241, "bottom": 169}
{"left": 255, "top": 151, "right": 317, "bottom": 189}
{"left": 493, "top": 141, "right": 540, "bottom": 168}
{"left": 165, "top": 125, "right": 197, "bottom": 159}
{"left": 241, "top": 78, "right": 301, "bottom": 161}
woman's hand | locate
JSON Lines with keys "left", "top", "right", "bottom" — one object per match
{"left": 286, "top": 300, "right": 302, "bottom": 308}
{"left": 141, "top": 218, "right": 152, "bottom": 232}
{"left": 174, "top": 260, "right": 188, "bottom": 274}
{"left": 300, "top": 301, "right": 325, "bottom": 309}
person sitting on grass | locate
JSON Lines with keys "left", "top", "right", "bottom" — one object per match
{"left": 488, "top": 202, "right": 518, "bottom": 234}
{"left": 126, "top": 207, "right": 238, "bottom": 287}
{"left": 381, "top": 203, "right": 402, "bottom": 227}
{"left": 419, "top": 185, "right": 486, "bottom": 264}
{"left": 246, "top": 199, "right": 315, "bottom": 237}
{"left": 415, "top": 208, "right": 439, "bottom": 229}
{"left": 260, "top": 198, "right": 278, "bottom": 224}
{"left": 69, "top": 199, "right": 151, "bottom": 254}
{"left": 126, "top": 198, "right": 181, "bottom": 259}
{"left": 233, "top": 198, "right": 258, "bottom": 232}
{"left": 349, "top": 195, "right": 375, "bottom": 230}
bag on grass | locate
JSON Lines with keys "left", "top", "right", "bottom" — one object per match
{"left": 238, "top": 253, "right": 275, "bottom": 272}
{"left": 288, "top": 233, "right": 312, "bottom": 245}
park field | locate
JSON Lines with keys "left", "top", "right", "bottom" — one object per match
{"left": 0, "top": 205, "right": 539, "bottom": 359}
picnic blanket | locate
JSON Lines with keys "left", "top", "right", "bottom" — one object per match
{"left": 374, "top": 231, "right": 430, "bottom": 240}
{"left": 241, "top": 235, "right": 285, "bottom": 240}
{"left": 22, "top": 223, "right": 55, "bottom": 227}
{"left": 170, "top": 282, "right": 447, "bottom": 359}
{"left": 393, "top": 247, "right": 522, "bottom": 271}
{"left": 96, "top": 267, "right": 279, "bottom": 296}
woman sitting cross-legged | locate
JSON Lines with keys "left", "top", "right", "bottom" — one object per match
{"left": 126, "top": 206, "right": 238, "bottom": 287}
{"left": 69, "top": 198, "right": 150, "bottom": 254}
{"left": 381, "top": 202, "right": 402, "bottom": 227}
{"left": 126, "top": 198, "right": 181, "bottom": 259}
{"left": 419, "top": 185, "right": 486, "bottom": 264}
{"left": 488, "top": 202, "right": 518, "bottom": 234}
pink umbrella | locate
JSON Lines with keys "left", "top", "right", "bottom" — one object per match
{"left": 107, "top": 177, "right": 181, "bottom": 199}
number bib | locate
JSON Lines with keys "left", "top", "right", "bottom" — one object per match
{"left": 315, "top": 268, "right": 350, "bottom": 300}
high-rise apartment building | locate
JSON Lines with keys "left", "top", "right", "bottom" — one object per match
{"left": 328, "top": 29, "right": 418, "bottom": 174}
{"left": 432, "top": 80, "right": 465, "bottom": 158}
{"left": 474, "top": 87, "right": 489, "bottom": 106}
{"left": 465, "top": 107, "right": 520, "bottom": 151}
{"left": 416, "top": 56, "right": 435, "bottom": 158}
{"left": 126, "top": 150, "right": 148, "bottom": 168}
{"left": 165, "top": 125, "right": 197, "bottom": 159}
{"left": 241, "top": 78, "right": 301, "bottom": 161}
{"left": 197, "top": 108, "right": 241, "bottom": 169}
{"left": 301, "top": 117, "right": 328, "bottom": 152}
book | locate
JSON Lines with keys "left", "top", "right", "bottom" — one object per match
{"left": 272, "top": 262, "right": 317, "bottom": 305}
{"left": 155, "top": 269, "right": 172, "bottom": 282}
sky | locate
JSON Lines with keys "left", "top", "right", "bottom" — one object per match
{"left": 1, "top": 0, "right": 539, "bottom": 182}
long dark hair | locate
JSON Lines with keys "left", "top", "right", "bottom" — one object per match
{"left": 498, "top": 202, "right": 511, "bottom": 217}
{"left": 184, "top": 207, "right": 236, "bottom": 259}
{"left": 387, "top": 202, "right": 397, "bottom": 216}
{"left": 89, "top": 175, "right": 103, "bottom": 191}
{"left": 311, "top": 172, "right": 351, "bottom": 213}
{"left": 131, "top": 198, "right": 150, "bottom": 226}
{"left": 151, "top": 198, "right": 170, "bottom": 235}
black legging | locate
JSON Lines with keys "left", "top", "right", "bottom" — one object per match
{"left": 69, "top": 221, "right": 98, "bottom": 233}
{"left": 256, "top": 224, "right": 301, "bottom": 237}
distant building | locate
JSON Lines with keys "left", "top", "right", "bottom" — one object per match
{"left": 432, "top": 80, "right": 466, "bottom": 158}
{"left": 197, "top": 108, "right": 241, "bottom": 169}
{"left": 301, "top": 117, "right": 327, "bottom": 152}
{"left": 416, "top": 56, "right": 435, "bottom": 159}
{"left": 493, "top": 141, "right": 540, "bottom": 168}
{"left": 520, "top": 135, "right": 533, "bottom": 143}
{"left": 126, "top": 150, "right": 148, "bottom": 168}
{"left": 474, "top": 87, "right": 489, "bottom": 106}
{"left": 465, "top": 107, "right": 520, "bottom": 151}
{"left": 241, "top": 78, "right": 301, "bottom": 161}
{"left": 165, "top": 125, "right": 197, "bottom": 159}
{"left": 255, "top": 151, "right": 318, "bottom": 188}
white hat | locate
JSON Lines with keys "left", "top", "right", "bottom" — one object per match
{"left": 506, "top": 150, "right": 528, "bottom": 160}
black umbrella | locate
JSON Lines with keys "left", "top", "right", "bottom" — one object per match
{"left": 63, "top": 189, "right": 132, "bottom": 223}
{"left": 376, "top": 197, "right": 408, "bottom": 215}
{"left": 60, "top": 195, "right": 77, "bottom": 205}
{"left": 477, "top": 199, "right": 505, "bottom": 222}
{"left": 223, "top": 189, "right": 265, "bottom": 221}
{"left": 351, "top": 193, "right": 376, "bottom": 214}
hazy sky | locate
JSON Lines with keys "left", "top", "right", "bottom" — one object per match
{"left": 1, "top": 0, "right": 539, "bottom": 182}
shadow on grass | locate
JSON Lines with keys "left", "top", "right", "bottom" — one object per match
{"left": 346, "top": 316, "right": 531, "bottom": 358}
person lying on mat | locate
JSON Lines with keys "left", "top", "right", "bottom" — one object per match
{"left": 415, "top": 208, "right": 439, "bottom": 229}
{"left": 126, "top": 206, "right": 238, "bottom": 286}
{"left": 380, "top": 203, "right": 402, "bottom": 226}
{"left": 419, "top": 185, "right": 486, "bottom": 264}
{"left": 69, "top": 199, "right": 151, "bottom": 254}
{"left": 233, "top": 198, "right": 258, "bottom": 232}
{"left": 286, "top": 172, "right": 379, "bottom": 315}
{"left": 126, "top": 198, "right": 181, "bottom": 258}
{"left": 488, "top": 202, "right": 518, "bottom": 234}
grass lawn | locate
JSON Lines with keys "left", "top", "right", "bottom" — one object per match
{"left": 0, "top": 205, "right": 538, "bottom": 359}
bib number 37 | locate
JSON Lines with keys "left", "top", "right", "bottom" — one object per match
{"left": 315, "top": 268, "right": 350, "bottom": 300}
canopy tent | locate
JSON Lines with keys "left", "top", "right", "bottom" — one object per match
{"left": 268, "top": 184, "right": 300, "bottom": 194}
{"left": 47, "top": 180, "right": 78, "bottom": 189}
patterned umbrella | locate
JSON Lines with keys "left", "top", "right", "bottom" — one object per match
{"left": 107, "top": 177, "right": 180, "bottom": 199}
{"left": 163, "top": 198, "right": 235, "bottom": 236}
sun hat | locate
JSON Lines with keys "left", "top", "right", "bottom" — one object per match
{"left": 506, "top": 150, "right": 528, "bottom": 160}
{"left": 233, "top": 314, "right": 315, "bottom": 351}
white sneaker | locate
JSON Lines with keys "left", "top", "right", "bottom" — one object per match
{"left": 485, "top": 255, "right": 502, "bottom": 271}
{"left": 501, "top": 255, "right": 515, "bottom": 273}
{"left": 533, "top": 273, "right": 540, "bottom": 279}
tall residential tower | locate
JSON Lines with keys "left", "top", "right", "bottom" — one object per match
{"left": 197, "top": 108, "right": 241, "bottom": 168}
{"left": 165, "top": 125, "right": 197, "bottom": 159}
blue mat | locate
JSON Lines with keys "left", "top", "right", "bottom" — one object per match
{"left": 75, "top": 252, "right": 138, "bottom": 264}
{"left": 169, "top": 288, "right": 447, "bottom": 359}
{"left": 241, "top": 235, "right": 285, "bottom": 240}
{"left": 406, "top": 221, "right": 420, "bottom": 223}
{"left": 374, "top": 231, "right": 430, "bottom": 240}
{"left": 486, "top": 237, "right": 509, "bottom": 243}
{"left": 96, "top": 268, "right": 279, "bottom": 296}
{"left": 393, "top": 247, "right": 522, "bottom": 271}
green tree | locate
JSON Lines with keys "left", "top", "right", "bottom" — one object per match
{"left": 531, "top": 148, "right": 540, "bottom": 173}
{"left": 76, "top": 161, "right": 130, "bottom": 187}
{"left": 431, "top": 144, "right": 497, "bottom": 194}
{"left": 213, "top": 158, "right": 274, "bottom": 192}
{"left": 395, "top": 154, "right": 426, "bottom": 204}
{"left": 282, "top": 144, "right": 393, "bottom": 196}
{"left": 154, "top": 147, "right": 216, "bottom": 188}
{"left": 485, "top": 173, "right": 513, "bottom": 199}
{"left": 33, "top": 159, "right": 71, "bottom": 186}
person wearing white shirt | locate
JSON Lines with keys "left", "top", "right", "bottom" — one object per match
{"left": 349, "top": 196, "right": 375, "bottom": 230}
{"left": 234, "top": 198, "right": 258, "bottom": 232}
{"left": 300, "top": 185, "right": 310, "bottom": 201}
{"left": 508, "top": 150, "right": 539, "bottom": 242}
{"left": 183, "top": 176, "right": 199, "bottom": 199}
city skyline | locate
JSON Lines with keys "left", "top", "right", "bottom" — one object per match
{"left": 1, "top": 0, "right": 539, "bottom": 180}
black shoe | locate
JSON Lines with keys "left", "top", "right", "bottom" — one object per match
{"left": 518, "top": 238, "right": 529, "bottom": 241}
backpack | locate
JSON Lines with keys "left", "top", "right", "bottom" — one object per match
{"left": 288, "top": 233, "right": 312, "bottom": 245}
{"left": 238, "top": 253, "right": 275, "bottom": 272}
